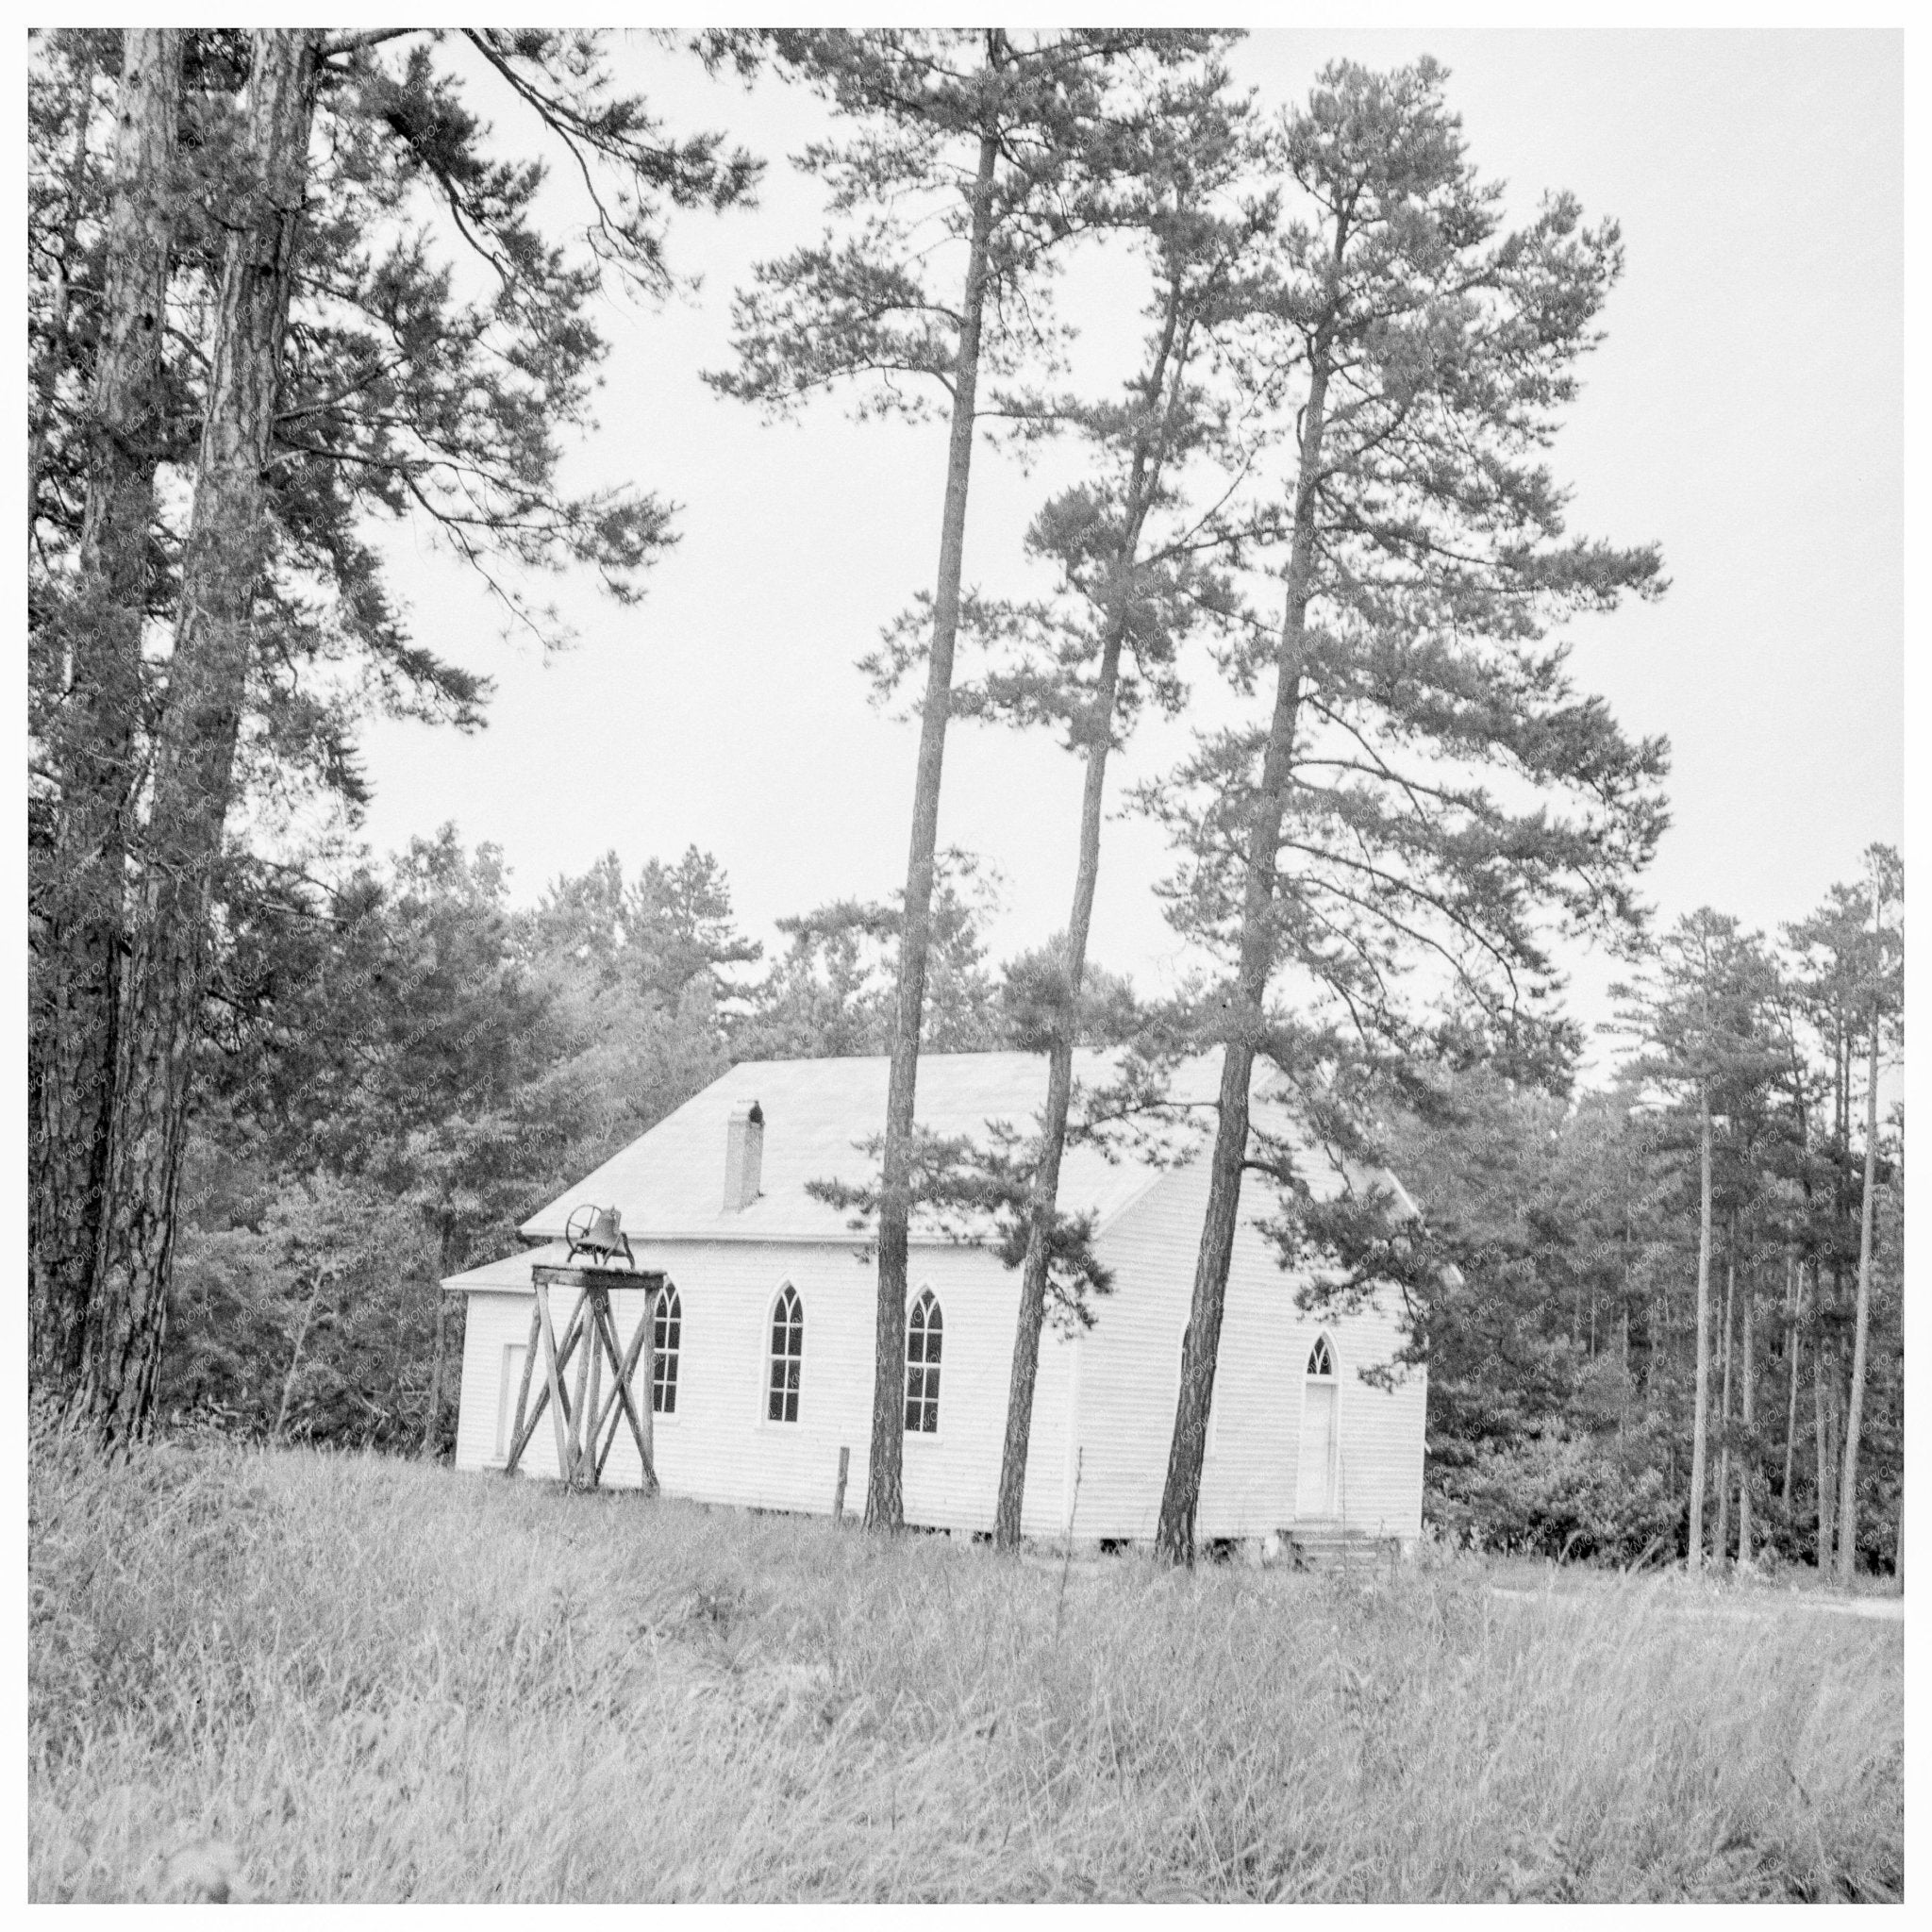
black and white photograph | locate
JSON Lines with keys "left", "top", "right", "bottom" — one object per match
{"left": 24, "top": 19, "right": 1905, "bottom": 1905}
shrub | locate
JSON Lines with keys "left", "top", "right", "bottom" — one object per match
{"left": 1427, "top": 1429, "right": 1682, "bottom": 1563}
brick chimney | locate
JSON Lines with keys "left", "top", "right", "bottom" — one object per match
{"left": 724, "top": 1100, "right": 763, "bottom": 1211}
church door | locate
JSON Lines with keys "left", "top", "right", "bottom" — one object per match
{"left": 1296, "top": 1335, "right": 1339, "bottom": 1519}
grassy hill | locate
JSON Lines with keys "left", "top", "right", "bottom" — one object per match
{"left": 28, "top": 1439, "right": 1903, "bottom": 1903}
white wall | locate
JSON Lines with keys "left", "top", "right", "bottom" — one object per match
{"left": 453, "top": 1237, "right": 1075, "bottom": 1538}
{"left": 1074, "top": 1161, "right": 1427, "bottom": 1543}
{"left": 453, "top": 1181, "right": 1427, "bottom": 1545}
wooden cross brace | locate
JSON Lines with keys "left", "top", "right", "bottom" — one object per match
{"left": 502, "top": 1267, "right": 662, "bottom": 1492}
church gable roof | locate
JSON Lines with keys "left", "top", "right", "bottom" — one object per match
{"left": 521, "top": 1050, "right": 1140, "bottom": 1246}
{"left": 517, "top": 1049, "right": 1413, "bottom": 1251}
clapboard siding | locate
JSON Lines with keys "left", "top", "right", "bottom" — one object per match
{"left": 455, "top": 1175, "right": 1424, "bottom": 1544}
{"left": 1073, "top": 1158, "right": 1426, "bottom": 1542}
{"left": 1326, "top": 1295, "right": 1428, "bottom": 1541}
{"left": 1076, "top": 1157, "right": 1298, "bottom": 1541}
{"left": 453, "top": 1238, "right": 1075, "bottom": 1538}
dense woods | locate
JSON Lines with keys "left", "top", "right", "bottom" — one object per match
{"left": 27, "top": 28, "right": 1901, "bottom": 1575}
{"left": 118, "top": 830, "right": 1900, "bottom": 1574}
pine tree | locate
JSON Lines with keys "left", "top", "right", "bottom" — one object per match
{"left": 958, "top": 71, "right": 1274, "bottom": 1549}
{"left": 1143, "top": 59, "right": 1667, "bottom": 1562}
{"left": 709, "top": 29, "right": 1210, "bottom": 1527}
{"left": 1615, "top": 912, "right": 1782, "bottom": 1567}
{"left": 26, "top": 31, "right": 110, "bottom": 546}
{"left": 30, "top": 30, "right": 183, "bottom": 1391}
{"left": 1822, "top": 848, "right": 1902, "bottom": 1582}
{"left": 1784, "top": 851, "right": 1902, "bottom": 1572}
{"left": 53, "top": 28, "right": 756, "bottom": 1441}
{"left": 162, "top": 832, "right": 741, "bottom": 1450}
{"left": 735, "top": 856, "right": 1009, "bottom": 1061}
{"left": 78, "top": 29, "right": 326, "bottom": 1443}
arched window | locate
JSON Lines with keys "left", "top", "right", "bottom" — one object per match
{"left": 1299, "top": 1332, "right": 1341, "bottom": 1519}
{"left": 652, "top": 1286, "right": 682, "bottom": 1415}
{"left": 768, "top": 1286, "right": 803, "bottom": 1423}
{"left": 905, "top": 1289, "right": 942, "bottom": 1433}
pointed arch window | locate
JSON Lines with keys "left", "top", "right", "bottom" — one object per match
{"left": 905, "top": 1289, "right": 942, "bottom": 1433}
{"left": 1307, "top": 1334, "right": 1336, "bottom": 1378}
{"left": 652, "top": 1286, "right": 682, "bottom": 1415}
{"left": 768, "top": 1286, "right": 803, "bottom": 1423}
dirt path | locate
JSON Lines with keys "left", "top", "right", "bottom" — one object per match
{"left": 1786, "top": 1593, "right": 1904, "bottom": 1622}
{"left": 1491, "top": 1584, "right": 1904, "bottom": 1623}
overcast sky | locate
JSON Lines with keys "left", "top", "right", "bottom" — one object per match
{"left": 348, "top": 29, "right": 1903, "bottom": 1077}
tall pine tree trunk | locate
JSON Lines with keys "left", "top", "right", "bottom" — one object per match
{"left": 992, "top": 291, "right": 1190, "bottom": 1551}
{"left": 991, "top": 654, "right": 1120, "bottom": 1549}
{"left": 1738, "top": 1258, "right": 1755, "bottom": 1566}
{"left": 30, "top": 29, "right": 181, "bottom": 1395}
{"left": 866, "top": 118, "right": 1000, "bottom": 1531}
{"left": 1715, "top": 1230, "right": 1734, "bottom": 1570}
{"left": 1814, "top": 1331, "right": 1838, "bottom": 1570}
{"left": 1687, "top": 1090, "right": 1714, "bottom": 1571}
{"left": 1835, "top": 906, "right": 1883, "bottom": 1586}
{"left": 75, "top": 30, "right": 321, "bottom": 1447}
{"left": 1154, "top": 331, "right": 1334, "bottom": 1567}
{"left": 1781, "top": 1252, "right": 1802, "bottom": 1515}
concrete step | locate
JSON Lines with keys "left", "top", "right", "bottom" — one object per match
{"left": 1274, "top": 1525, "right": 1402, "bottom": 1570}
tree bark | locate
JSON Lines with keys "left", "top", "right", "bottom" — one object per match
{"left": 1776, "top": 1016, "right": 1816, "bottom": 1523}
{"left": 992, "top": 287, "right": 1191, "bottom": 1551}
{"left": 1835, "top": 894, "right": 1883, "bottom": 1586}
{"left": 1781, "top": 1252, "right": 1802, "bottom": 1516}
{"left": 991, "top": 670, "right": 1118, "bottom": 1550}
{"left": 27, "top": 45, "right": 98, "bottom": 550}
{"left": 1155, "top": 316, "right": 1335, "bottom": 1567}
{"left": 866, "top": 108, "right": 1001, "bottom": 1531}
{"left": 31, "top": 29, "right": 181, "bottom": 1396}
{"left": 1814, "top": 1330, "right": 1838, "bottom": 1571}
{"left": 1738, "top": 1257, "right": 1755, "bottom": 1566}
{"left": 75, "top": 30, "right": 321, "bottom": 1448}
{"left": 1687, "top": 1090, "right": 1713, "bottom": 1571}
{"left": 1717, "top": 1232, "right": 1736, "bottom": 1561}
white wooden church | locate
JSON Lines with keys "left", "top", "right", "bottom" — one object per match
{"left": 445, "top": 1051, "right": 1427, "bottom": 1548}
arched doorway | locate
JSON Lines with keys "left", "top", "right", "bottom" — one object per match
{"left": 1296, "top": 1334, "right": 1339, "bottom": 1520}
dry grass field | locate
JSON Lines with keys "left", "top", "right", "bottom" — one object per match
{"left": 28, "top": 1437, "right": 1903, "bottom": 1903}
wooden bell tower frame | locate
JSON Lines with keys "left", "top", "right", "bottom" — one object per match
{"left": 501, "top": 1264, "right": 667, "bottom": 1491}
